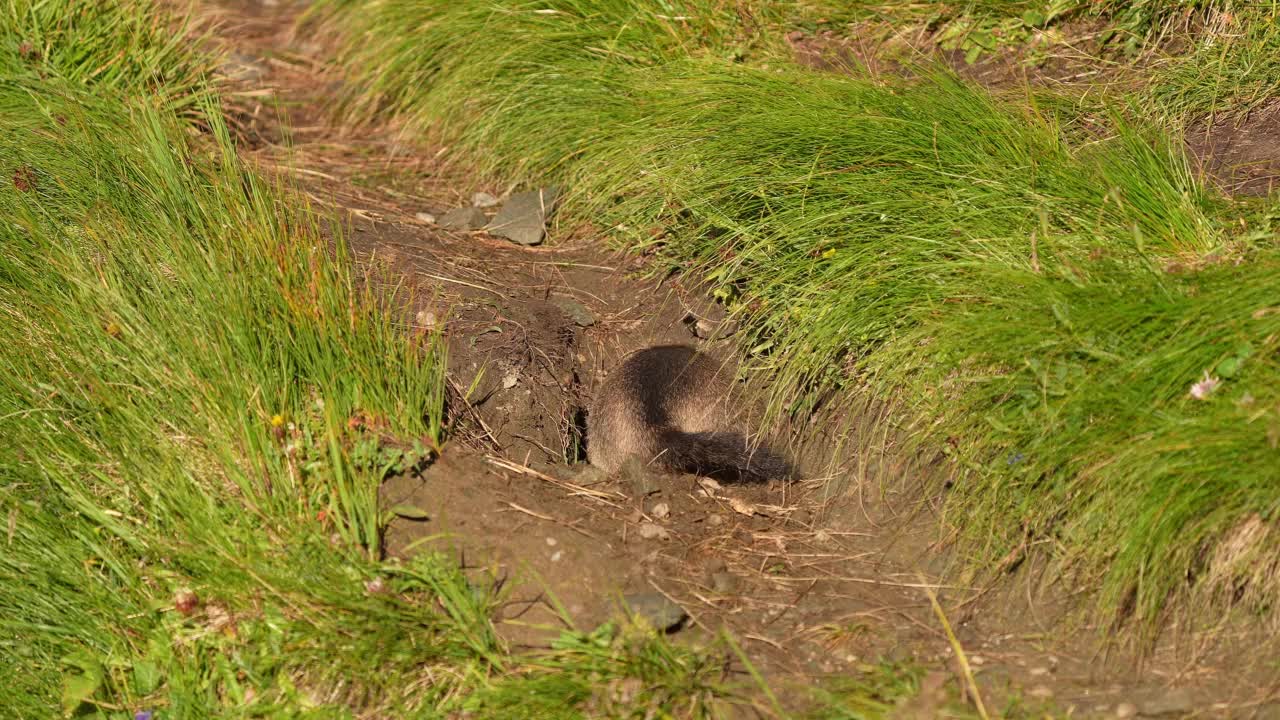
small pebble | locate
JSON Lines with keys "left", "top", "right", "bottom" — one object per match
{"left": 1029, "top": 666, "right": 1050, "bottom": 676}
{"left": 697, "top": 477, "right": 723, "bottom": 493}
{"left": 706, "top": 514, "right": 726, "bottom": 527}
{"left": 637, "top": 522, "right": 670, "bottom": 540}
{"left": 1115, "top": 702, "right": 1138, "bottom": 719}
{"left": 414, "top": 211, "right": 436, "bottom": 224}
{"left": 471, "top": 191, "right": 499, "bottom": 208}
{"left": 550, "top": 550, "right": 563, "bottom": 562}
{"left": 545, "top": 537, "right": 558, "bottom": 546}
{"left": 415, "top": 310, "right": 437, "bottom": 328}
{"left": 649, "top": 502, "right": 670, "bottom": 519}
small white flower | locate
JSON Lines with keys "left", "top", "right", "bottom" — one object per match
{"left": 1189, "top": 372, "right": 1221, "bottom": 400}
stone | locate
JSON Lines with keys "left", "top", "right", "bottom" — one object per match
{"left": 439, "top": 206, "right": 488, "bottom": 231}
{"left": 1114, "top": 703, "right": 1138, "bottom": 719}
{"left": 471, "top": 191, "right": 500, "bottom": 208}
{"left": 551, "top": 296, "right": 595, "bottom": 327}
{"left": 487, "top": 187, "right": 559, "bottom": 246}
{"left": 414, "top": 212, "right": 436, "bottom": 224}
{"left": 637, "top": 522, "right": 669, "bottom": 541}
{"left": 621, "top": 592, "right": 687, "bottom": 631}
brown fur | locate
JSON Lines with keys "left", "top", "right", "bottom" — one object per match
{"left": 586, "top": 345, "right": 791, "bottom": 482}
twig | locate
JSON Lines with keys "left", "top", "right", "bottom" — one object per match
{"left": 919, "top": 571, "right": 990, "bottom": 720}
{"left": 502, "top": 502, "right": 597, "bottom": 540}
{"left": 446, "top": 376, "right": 501, "bottom": 450}
{"left": 485, "top": 455, "right": 624, "bottom": 507}
{"left": 416, "top": 270, "right": 506, "bottom": 298}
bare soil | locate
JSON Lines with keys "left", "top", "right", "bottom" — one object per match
{"left": 198, "top": 2, "right": 1280, "bottom": 716}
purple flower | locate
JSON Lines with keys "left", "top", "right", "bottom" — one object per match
{"left": 135, "top": 711, "right": 153, "bottom": 720}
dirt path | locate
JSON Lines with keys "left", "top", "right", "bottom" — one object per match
{"left": 198, "top": 2, "right": 1279, "bottom": 716}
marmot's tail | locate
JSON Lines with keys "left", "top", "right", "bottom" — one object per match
{"left": 655, "top": 429, "right": 792, "bottom": 483}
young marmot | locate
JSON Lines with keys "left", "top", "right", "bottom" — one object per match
{"left": 586, "top": 345, "right": 791, "bottom": 482}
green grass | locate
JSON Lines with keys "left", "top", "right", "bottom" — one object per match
{"left": 2, "top": 0, "right": 210, "bottom": 109}
{"left": 0, "top": 36, "right": 451, "bottom": 720}
{"left": 313, "top": 0, "right": 1280, "bottom": 637}
{"left": 797, "top": 0, "right": 1231, "bottom": 61}
{"left": 1150, "top": 3, "right": 1280, "bottom": 118}
{"left": 795, "top": 1, "right": 1280, "bottom": 119}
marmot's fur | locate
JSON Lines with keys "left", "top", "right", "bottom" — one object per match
{"left": 586, "top": 345, "right": 791, "bottom": 482}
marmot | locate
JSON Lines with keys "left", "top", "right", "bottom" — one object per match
{"left": 586, "top": 345, "right": 792, "bottom": 482}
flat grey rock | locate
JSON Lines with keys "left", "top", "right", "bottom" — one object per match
{"left": 621, "top": 592, "right": 687, "bottom": 632}
{"left": 439, "top": 206, "right": 488, "bottom": 231}
{"left": 551, "top": 296, "right": 595, "bottom": 327}
{"left": 487, "top": 187, "right": 559, "bottom": 246}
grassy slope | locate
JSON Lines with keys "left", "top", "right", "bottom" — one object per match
{"left": 806, "top": 0, "right": 1280, "bottom": 118}
{"left": 1, "top": 2, "right": 864, "bottom": 718}
{"left": 314, "top": 0, "right": 1280, "bottom": 633}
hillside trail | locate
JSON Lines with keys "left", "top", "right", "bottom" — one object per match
{"left": 197, "top": 1, "right": 1276, "bottom": 716}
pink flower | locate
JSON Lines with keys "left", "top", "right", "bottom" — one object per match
{"left": 1189, "top": 372, "right": 1221, "bottom": 400}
